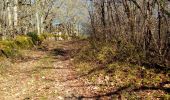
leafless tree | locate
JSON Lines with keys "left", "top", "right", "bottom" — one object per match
{"left": 87, "top": 0, "right": 170, "bottom": 66}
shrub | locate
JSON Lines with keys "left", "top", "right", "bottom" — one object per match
{"left": 14, "top": 36, "right": 33, "bottom": 49}
{"left": 75, "top": 45, "right": 97, "bottom": 62}
{"left": 27, "top": 32, "right": 41, "bottom": 45}
{"left": 2, "top": 47, "right": 19, "bottom": 57}
{"left": 0, "top": 40, "right": 19, "bottom": 57}
{"left": 39, "top": 33, "right": 49, "bottom": 40}
{"left": 0, "top": 40, "right": 17, "bottom": 49}
{"left": 116, "top": 41, "right": 144, "bottom": 64}
{"left": 0, "top": 35, "right": 34, "bottom": 58}
{"left": 39, "top": 33, "right": 54, "bottom": 40}
{"left": 61, "top": 33, "right": 69, "bottom": 40}
{"left": 97, "top": 45, "right": 116, "bottom": 63}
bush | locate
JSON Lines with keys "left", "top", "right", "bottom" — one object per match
{"left": 116, "top": 41, "right": 144, "bottom": 64}
{"left": 27, "top": 32, "right": 41, "bottom": 45}
{"left": 39, "top": 33, "right": 49, "bottom": 40}
{"left": 75, "top": 42, "right": 116, "bottom": 64}
{"left": 0, "top": 35, "right": 35, "bottom": 58}
{"left": 0, "top": 40, "right": 17, "bottom": 49}
{"left": 2, "top": 47, "right": 19, "bottom": 57}
{"left": 39, "top": 33, "right": 54, "bottom": 40}
{"left": 75, "top": 39, "right": 145, "bottom": 65}
{"left": 14, "top": 36, "right": 33, "bottom": 49}
{"left": 61, "top": 33, "right": 69, "bottom": 40}
{"left": 97, "top": 45, "right": 116, "bottom": 63}
{"left": 0, "top": 40, "right": 19, "bottom": 57}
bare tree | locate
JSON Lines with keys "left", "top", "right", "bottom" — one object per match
{"left": 87, "top": 0, "right": 170, "bottom": 66}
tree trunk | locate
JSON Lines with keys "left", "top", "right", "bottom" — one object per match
{"left": 13, "top": 0, "right": 18, "bottom": 27}
{"left": 7, "top": 0, "right": 12, "bottom": 29}
{"left": 40, "top": 16, "right": 44, "bottom": 33}
{"left": 13, "top": 0, "right": 18, "bottom": 36}
{"left": 7, "top": 0, "right": 12, "bottom": 37}
{"left": 36, "top": 1, "right": 40, "bottom": 35}
{"left": 36, "top": 12, "right": 40, "bottom": 35}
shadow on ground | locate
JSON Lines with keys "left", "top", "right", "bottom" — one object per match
{"left": 64, "top": 83, "right": 170, "bottom": 100}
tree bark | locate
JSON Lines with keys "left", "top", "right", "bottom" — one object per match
{"left": 36, "top": 1, "right": 41, "bottom": 35}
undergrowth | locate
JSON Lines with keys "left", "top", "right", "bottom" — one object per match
{"left": 0, "top": 33, "right": 46, "bottom": 58}
{"left": 74, "top": 40, "right": 170, "bottom": 99}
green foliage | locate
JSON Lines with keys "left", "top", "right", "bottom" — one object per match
{"left": 0, "top": 35, "right": 37, "bottom": 58}
{"left": 163, "top": 94, "right": 170, "bottom": 100}
{"left": 76, "top": 38, "right": 145, "bottom": 64}
{"left": 27, "top": 32, "right": 41, "bottom": 45}
{"left": 39, "top": 33, "right": 55, "bottom": 40}
{"left": 14, "top": 36, "right": 34, "bottom": 49}
{"left": 0, "top": 40, "right": 19, "bottom": 57}
{"left": 61, "top": 33, "right": 69, "bottom": 40}
{"left": 76, "top": 40, "right": 144, "bottom": 64}
{"left": 2, "top": 47, "right": 18, "bottom": 57}
{"left": 0, "top": 40, "right": 17, "bottom": 49}
{"left": 97, "top": 45, "right": 116, "bottom": 63}
{"left": 39, "top": 33, "right": 48, "bottom": 41}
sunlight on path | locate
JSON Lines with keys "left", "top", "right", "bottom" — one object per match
{"left": 0, "top": 41, "right": 96, "bottom": 100}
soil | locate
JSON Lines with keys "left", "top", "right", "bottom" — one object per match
{"left": 0, "top": 40, "right": 97, "bottom": 100}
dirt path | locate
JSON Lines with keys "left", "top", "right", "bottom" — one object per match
{"left": 0, "top": 40, "right": 96, "bottom": 100}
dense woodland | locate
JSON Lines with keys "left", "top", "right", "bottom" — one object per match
{"left": 0, "top": 0, "right": 170, "bottom": 100}
{"left": 87, "top": 0, "right": 170, "bottom": 67}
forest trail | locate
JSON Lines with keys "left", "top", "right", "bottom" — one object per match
{"left": 0, "top": 40, "right": 96, "bottom": 100}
